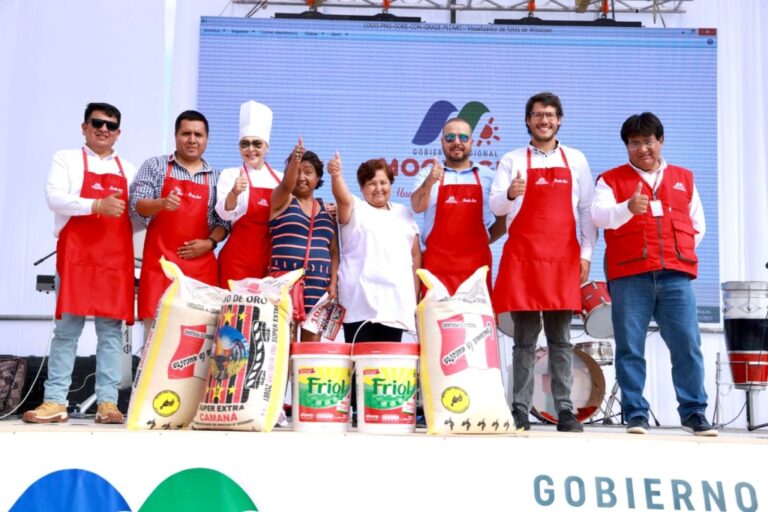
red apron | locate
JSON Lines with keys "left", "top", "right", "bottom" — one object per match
{"left": 56, "top": 149, "right": 134, "bottom": 324}
{"left": 218, "top": 163, "right": 281, "bottom": 288}
{"left": 493, "top": 147, "right": 580, "bottom": 313}
{"left": 138, "top": 159, "right": 218, "bottom": 319}
{"left": 422, "top": 169, "right": 492, "bottom": 295}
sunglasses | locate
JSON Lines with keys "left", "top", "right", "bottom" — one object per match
{"left": 239, "top": 139, "right": 265, "bottom": 149}
{"left": 89, "top": 118, "right": 119, "bottom": 132}
{"left": 444, "top": 133, "right": 470, "bottom": 143}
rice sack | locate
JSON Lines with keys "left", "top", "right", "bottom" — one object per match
{"left": 127, "top": 258, "right": 228, "bottom": 430}
{"left": 417, "top": 266, "right": 515, "bottom": 435}
{"left": 191, "top": 269, "right": 302, "bottom": 431}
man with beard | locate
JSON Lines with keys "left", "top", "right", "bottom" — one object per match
{"left": 411, "top": 117, "right": 503, "bottom": 295}
{"left": 490, "top": 92, "right": 597, "bottom": 432}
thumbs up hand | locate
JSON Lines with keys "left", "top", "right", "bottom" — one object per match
{"left": 99, "top": 191, "right": 126, "bottom": 217}
{"left": 508, "top": 169, "right": 526, "bottom": 200}
{"left": 328, "top": 151, "right": 342, "bottom": 177}
{"left": 232, "top": 167, "right": 248, "bottom": 196}
{"left": 427, "top": 157, "right": 444, "bottom": 185}
{"left": 628, "top": 181, "right": 649, "bottom": 215}
{"left": 163, "top": 188, "right": 181, "bottom": 211}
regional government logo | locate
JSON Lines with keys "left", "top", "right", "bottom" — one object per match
{"left": 412, "top": 100, "right": 500, "bottom": 147}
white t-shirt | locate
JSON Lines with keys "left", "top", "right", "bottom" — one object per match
{"left": 338, "top": 196, "right": 419, "bottom": 332}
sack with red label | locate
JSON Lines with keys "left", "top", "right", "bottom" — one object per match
{"left": 417, "top": 266, "right": 515, "bottom": 435}
{"left": 127, "top": 258, "right": 228, "bottom": 430}
{"left": 191, "top": 269, "right": 302, "bottom": 431}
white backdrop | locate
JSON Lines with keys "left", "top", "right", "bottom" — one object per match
{"left": 0, "top": 0, "right": 765, "bottom": 428}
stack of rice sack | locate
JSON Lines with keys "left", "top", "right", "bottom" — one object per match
{"left": 417, "top": 266, "right": 515, "bottom": 435}
{"left": 191, "top": 269, "right": 302, "bottom": 432}
{"left": 127, "top": 259, "right": 228, "bottom": 430}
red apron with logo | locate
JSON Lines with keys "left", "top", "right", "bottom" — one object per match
{"left": 138, "top": 160, "right": 218, "bottom": 319}
{"left": 218, "top": 163, "right": 281, "bottom": 288}
{"left": 422, "top": 169, "right": 492, "bottom": 296}
{"left": 493, "top": 148, "right": 580, "bottom": 313}
{"left": 56, "top": 149, "right": 134, "bottom": 323}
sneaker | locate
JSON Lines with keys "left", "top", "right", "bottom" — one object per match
{"left": 681, "top": 412, "right": 718, "bottom": 437}
{"left": 512, "top": 409, "right": 531, "bottom": 431}
{"left": 22, "top": 402, "right": 68, "bottom": 424}
{"left": 95, "top": 402, "right": 125, "bottom": 424}
{"left": 626, "top": 416, "right": 650, "bottom": 434}
{"left": 557, "top": 410, "right": 584, "bottom": 432}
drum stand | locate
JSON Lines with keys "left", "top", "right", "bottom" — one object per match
{"left": 598, "top": 379, "right": 660, "bottom": 427}
{"left": 745, "top": 390, "right": 768, "bottom": 431}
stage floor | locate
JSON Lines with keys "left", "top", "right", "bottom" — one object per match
{"left": 2, "top": 416, "right": 767, "bottom": 512}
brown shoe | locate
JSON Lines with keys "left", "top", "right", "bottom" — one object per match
{"left": 95, "top": 402, "right": 125, "bottom": 424}
{"left": 22, "top": 402, "right": 68, "bottom": 423}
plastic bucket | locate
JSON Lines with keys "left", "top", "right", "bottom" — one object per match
{"left": 290, "top": 343, "right": 353, "bottom": 432}
{"left": 351, "top": 342, "right": 419, "bottom": 434}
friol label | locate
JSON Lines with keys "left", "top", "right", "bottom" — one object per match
{"left": 362, "top": 367, "right": 417, "bottom": 424}
{"left": 296, "top": 366, "right": 351, "bottom": 423}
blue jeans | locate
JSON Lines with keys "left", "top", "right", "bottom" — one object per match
{"left": 511, "top": 310, "right": 574, "bottom": 414}
{"left": 609, "top": 270, "right": 708, "bottom": 421}
{"left": 45, "top": 277, "right": 123, "bottom": 405}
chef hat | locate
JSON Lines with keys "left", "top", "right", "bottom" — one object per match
{"left": 239, "top": 100, "right": 273, "bottom": 145}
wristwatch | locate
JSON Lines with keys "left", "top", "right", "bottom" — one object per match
{"left": 208, "top": 237, "right": 218, "bottom": 250}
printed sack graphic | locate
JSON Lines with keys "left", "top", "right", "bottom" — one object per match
{"left": 127, "top": 258, "right": 228, "bottom": 430}
{"left": 417, "top": 266, "right": 514, "bottom": 435}
{"left": 191, "top": 269, "right": 301, "bottom": 431}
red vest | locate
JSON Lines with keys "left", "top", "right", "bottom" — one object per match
{"left": 600, "top": 163, "right": 698, "bottom": 281}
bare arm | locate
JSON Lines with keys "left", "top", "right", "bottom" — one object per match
{"left": 270, "top": 137, "right": 304, "bottom": 218}
{"left": 411, "top": 236, "right": 422, "bottom": 300}
{"left": 411, "top": 157, "right": 443, "bottom": 213}
{"left": 328, "top": 152, "right": 354, "bottom": 225}
{"left": 488, "top": 215, "right": 507, "bottom": 244}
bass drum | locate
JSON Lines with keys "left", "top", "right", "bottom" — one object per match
{"left": 531, "top": 347, "right": 605, "bottom": 424}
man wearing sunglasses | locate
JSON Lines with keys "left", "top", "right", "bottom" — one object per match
{"left": 411, "top": 117, "right": 503, "bottom": 296}
{"left": 490, "top": 92, "right": 597, "bottom": 433}
{"left": 25, "top": 103, "right": 137, "bottom": 424}
{"left": 130, "top": 110, "right": 228, "bottom": 334}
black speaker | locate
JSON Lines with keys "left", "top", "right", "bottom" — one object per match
{"left": 2, "top": 354, "right": 139, "bottom": 415}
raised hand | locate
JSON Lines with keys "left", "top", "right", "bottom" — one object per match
{"left": 328, "top": 151, "right": 342, "bottom": 177}
{"left": 427, "top": 156, "right": 444, "bottom": 184}
{"left": 232, "top": 167, "right": 248, "bottom": 196}
{"left": 628, "top": 182, "right": 649, "bottom": 215}
{"left": 508, "top": 169, "right": 526, "bottom": 199}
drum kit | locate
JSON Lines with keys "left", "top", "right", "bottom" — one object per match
{"left": 497, "top": 280, "right": 622, "bottom": 425}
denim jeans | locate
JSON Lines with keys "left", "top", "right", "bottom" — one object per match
{"left": 45, "top": 276, "right": 123, "bottom": 405}
{"left": 511, "top": 310, "right": 574, "bottom": 414}
{"left": 609, "top": 270, "right": 708, "bottom": 421}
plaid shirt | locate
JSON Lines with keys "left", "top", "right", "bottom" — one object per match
{"left": 129, "top": 153, "right": 228, "bottom": 232}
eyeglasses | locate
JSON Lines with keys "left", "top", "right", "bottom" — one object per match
{"left": 529, "top": 111, "right": 558, "bottom": 121}
{"left": 239, "top": 139, "right": 265, "bottom": 149}
{"left": 627, "top": 138, "right": 659, "bottom": 151}
{"left": 444, "top": 133, "right": 470, "bottom": 143}
{"left": 89, "top": 118, "right": 119, "bottom": 132}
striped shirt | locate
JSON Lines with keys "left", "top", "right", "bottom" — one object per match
{"left": 270, "top": 197, "right": 336, "bottom": 313}
{"left": 129, "top": 153, "right": 228, "bottom": 231}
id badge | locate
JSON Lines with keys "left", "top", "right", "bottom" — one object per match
{"left": 650, "top": 200, "right": 664, "bottom": 217}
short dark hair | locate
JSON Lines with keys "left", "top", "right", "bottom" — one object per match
{"left": 525, "top": 92, "right": 563, "bottom": 135}
{"left": 620, "top": 112, "right": 664, "bottom": 145}
{"left": 356, "top": 158, "right": 394, "bottom": 188}
{"left": 84, "top": 102, "right": 121, "bottom": 127}
{"left": 299, "top": 150, "right": 325, "bottom": 190}
{"left": 175, "top": 110, "right": 209, "bottom": 135}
